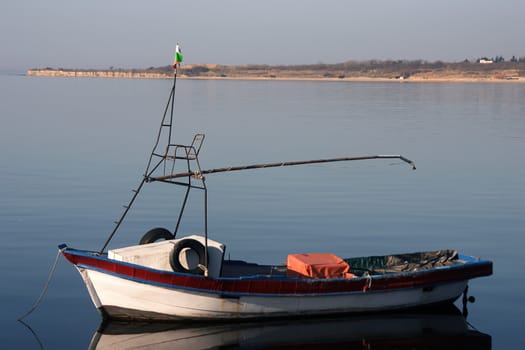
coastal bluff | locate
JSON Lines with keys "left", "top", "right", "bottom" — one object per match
{"left": 27, "top": 69, "right": 170, "bottom": 79}
{"left": 27, "top": 61, "right": 524, "bottom": 82}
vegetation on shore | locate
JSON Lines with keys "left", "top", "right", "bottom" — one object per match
{"left": 28, "top": 58, "right": 525, "bottom": 81}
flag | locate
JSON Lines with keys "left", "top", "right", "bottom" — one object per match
{"left": 173, "top": 44, "right": 183, "bottom": 68}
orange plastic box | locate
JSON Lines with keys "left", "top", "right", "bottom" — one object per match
{"left": 287, "top": 253, "right": 352, "bottom": 278}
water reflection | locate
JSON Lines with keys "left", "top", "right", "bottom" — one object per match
{"left": 89, "top": 306, "right": 490, "bottom": 349}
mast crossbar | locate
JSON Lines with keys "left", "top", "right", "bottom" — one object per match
{"left": 147, "top": 154, "right": 416, "bottom": 182}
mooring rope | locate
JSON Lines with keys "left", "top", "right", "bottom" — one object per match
{"left": 18, "top": 247, "right": 64, "bottom": 321}
{"left": 18, "top": 319, "right": 44, "bottom": 350}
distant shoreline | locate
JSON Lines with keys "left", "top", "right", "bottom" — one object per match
{"left": 26, "top": 61, "right": 525, "bottom": 83}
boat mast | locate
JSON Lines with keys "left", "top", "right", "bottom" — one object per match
{"left": 99, "top": 54, "right": 190, "bottom": 254}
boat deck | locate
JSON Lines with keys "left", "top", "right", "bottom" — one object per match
{"left": 220, "top": 250, "right": 462, "bottom": 278}
{"left": 221, "top": 260, "right": 288, "bottom": 278}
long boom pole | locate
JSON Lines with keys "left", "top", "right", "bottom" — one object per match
{"left": 147, "top": 154, "right": 415, "bottom": 182}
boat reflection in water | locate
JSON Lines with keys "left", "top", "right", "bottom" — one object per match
{"left": 89, "top": 305, "right": 490, "bottom": 349}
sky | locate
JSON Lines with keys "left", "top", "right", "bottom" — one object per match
{"left": 1, "top": 0, "right": 524, "bottom": 72}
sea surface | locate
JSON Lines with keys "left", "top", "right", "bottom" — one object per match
{"left": 1, "top": 74, "right": 524, "bottom": 349}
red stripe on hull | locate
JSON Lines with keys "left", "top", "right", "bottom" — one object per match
{"left": 62, "top": 249, "right": 492, "bottom": 296}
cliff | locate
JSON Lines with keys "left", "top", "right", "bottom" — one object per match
{"left": 27, "top": 69, "right": 170, "bottom": 79}
{"left": 27, "top": 61, "right": 524, "bottom": 82}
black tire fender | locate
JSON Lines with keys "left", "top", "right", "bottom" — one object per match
{"left": 170, "top": 239, "right": 207, "bottom": 275}
{"left": 139, "top": 227, "right": 173, "bottom": 245}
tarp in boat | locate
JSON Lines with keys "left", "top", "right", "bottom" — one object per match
{"left": 345, "top": 249, "right": 459, "bottom": 274}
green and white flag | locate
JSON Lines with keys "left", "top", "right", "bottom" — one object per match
{"left": 173, "top": 44, "right": 183, "bottom": 67}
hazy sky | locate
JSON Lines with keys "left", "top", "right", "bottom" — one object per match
{"left": 2, "top": 0, "right": 524, "bottom": 72}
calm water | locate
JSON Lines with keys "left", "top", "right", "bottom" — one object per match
{"left": 1, "top": 74, "right": 524, "bottom": 348}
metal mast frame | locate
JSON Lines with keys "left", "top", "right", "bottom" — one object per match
{"left": 99, "top": 66, "right": 416, "bottom": 265}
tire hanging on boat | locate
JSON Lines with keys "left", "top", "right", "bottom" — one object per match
{"left": 170, "top": 239, "right": 207, "bottom": 275}
{"left": 139, "top": 227, "right": 173, "bottom": 245}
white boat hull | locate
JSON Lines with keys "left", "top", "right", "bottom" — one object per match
{"left": 78, "top": 266, "right": 467, "bottom": 320}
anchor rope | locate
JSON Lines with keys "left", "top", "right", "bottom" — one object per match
{"left": 362, "top": 273, "right": 373, "bottom": 292}
{"left": 18, "top": 247, "right": 64, "bottom": 321}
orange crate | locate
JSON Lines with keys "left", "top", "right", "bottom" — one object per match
{"left": 287, "top": 253, "right": 352, "bottom": 278}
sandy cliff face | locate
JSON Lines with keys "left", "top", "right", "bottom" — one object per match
{"left": 27, "top": 69, "right": 171, "bottom": 79}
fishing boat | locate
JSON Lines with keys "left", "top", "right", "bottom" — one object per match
{"left": 60, "top": 62, "right": 492, "bottom": 321}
